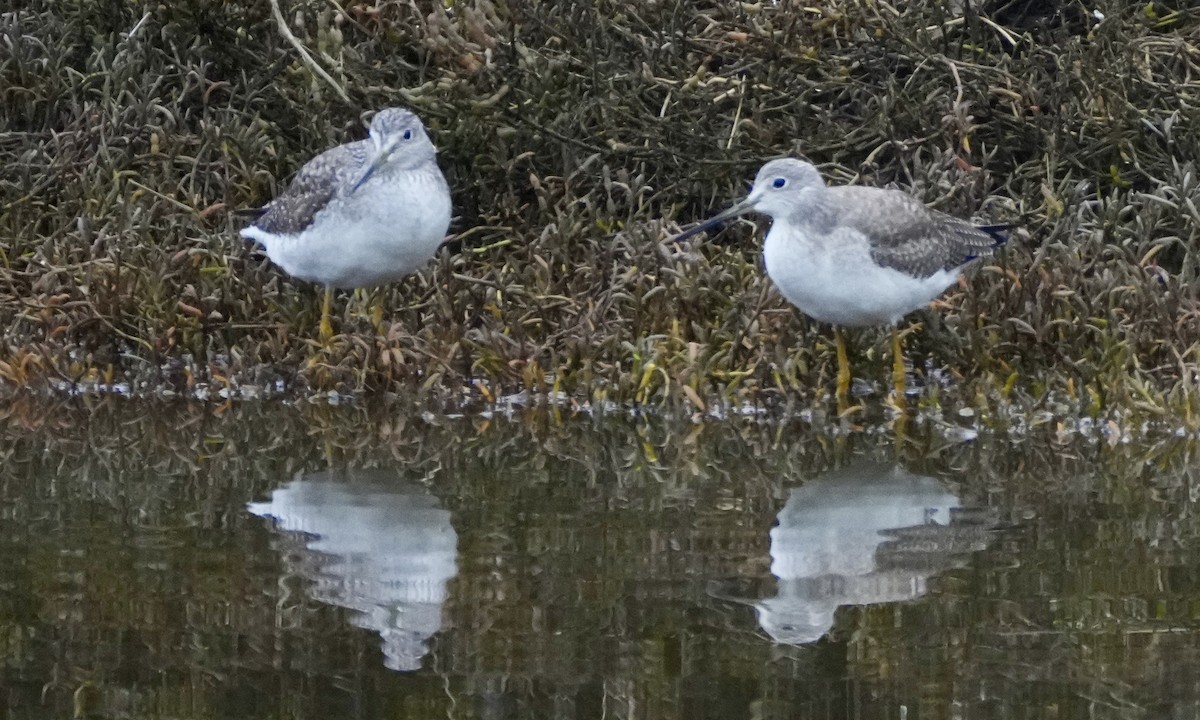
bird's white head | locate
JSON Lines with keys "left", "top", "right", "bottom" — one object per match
{"left": 744, "top": 158, "right": 826, "bottom": 219}
{"left": 669, "top": 158, "right": 826, "bottom": 243}
{"left": 352, "top": 107, "right": 436, "bottom": 192}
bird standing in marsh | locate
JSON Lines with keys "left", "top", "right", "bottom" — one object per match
{"left": 672, "top": 158, "right": 1006, "bottom": 412}
{"left": 240, "top": 107, "right": 452, "bottom": 342}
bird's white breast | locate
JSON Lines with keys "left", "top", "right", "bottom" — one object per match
{"left": 244, "top": 167, "right": 451, "bottom": 289}
{"left": 761, "top": 221, "right": 959, "bottom": 327}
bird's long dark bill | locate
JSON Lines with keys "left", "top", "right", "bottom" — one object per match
{"left": 350, "top": 154, "right": 388, "bottom": 194}
{"left": 667, "top": 198, "right": 756, "bottom": 243}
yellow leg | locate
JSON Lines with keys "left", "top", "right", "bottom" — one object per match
{"left": 890, "top": 326, "right": 907, "bottom": 407}
{"left": 369, "top": 291, "right": 386, "bottom": 336}
{"left": 319, "top": 285, "right": 334, "bottom": 343}
{"left": 347, "top": 288, "right": 387, "bottom": 336}
{"left": 835, "top": 327, "right": 851, "bottom": 414}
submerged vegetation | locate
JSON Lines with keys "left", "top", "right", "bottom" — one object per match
{"left": 1, "top": 0, "right": 1198, "bottom": 421}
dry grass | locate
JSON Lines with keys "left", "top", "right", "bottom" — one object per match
{"left": 1, "top": 0, "right": 1198, "bottom": 423}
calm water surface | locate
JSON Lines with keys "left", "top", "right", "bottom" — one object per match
{"left": 2, "top": 400, "right": 1199, "bottom": 719}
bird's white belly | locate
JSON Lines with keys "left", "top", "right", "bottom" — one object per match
{"left": 762, "top": 226, "right": 959, "bottom": 327}
{"left": 245, "top": 174, "right": 451, "bottom": 289}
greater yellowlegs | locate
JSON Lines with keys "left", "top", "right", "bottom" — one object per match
{"left": 241, "top": 107, "right": 452, "bottom": 341}
{"left": 672, "top": 158, "right": 1006, "bottom": 410}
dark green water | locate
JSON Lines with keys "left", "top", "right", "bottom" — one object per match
{"left": 2, "top": 399, "right": 1199, "bottom": 719}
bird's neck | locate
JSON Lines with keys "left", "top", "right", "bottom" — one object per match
{"left": 783, "top": 186, "right": 836, "bottom": 234}
{"left": 396, "top": 147, "right": 438, "bottom": 172}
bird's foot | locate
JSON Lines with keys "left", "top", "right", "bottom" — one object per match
{"left": 369, "top": 300, "right": 387, "bottom": 337}
{"left": 836, "top": 399, "right": 864, "bottom": 419}
{"left": 835, "top": 378, "right": 863, "bottom": 418}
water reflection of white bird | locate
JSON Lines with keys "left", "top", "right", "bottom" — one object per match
{"left": 248, "top": 470, "right": 457, "bottom": 672}
{"left": 757, "top": 461, "right": 992, "bottom": 645}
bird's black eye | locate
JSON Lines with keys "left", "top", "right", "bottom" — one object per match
{"left": 772, "top": 177, "right": 787, "bottom": 189}
{"left": 403, "top": 129, "right": 412, "bottom": 140}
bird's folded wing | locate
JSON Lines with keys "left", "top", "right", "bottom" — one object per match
{"left": 832, "top": 186, "right": 1004, "bottom": 279}
{"left": 249, "top": 141, "right": 369, "bottom": 235}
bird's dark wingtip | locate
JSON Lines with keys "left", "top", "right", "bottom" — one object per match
{"left": 232, "top": 207, "right": 269, "bottom": 237}
{"left": 232, "top": 207, "right": 267, "bottom": 220}
{"left": 976, "top": 223, "right": 1011, "bottom": 246}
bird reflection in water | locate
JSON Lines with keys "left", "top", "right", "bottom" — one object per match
{"left": 248, "top": 469, "right": 458, "bottom": 671}
{"left": 756, "top": 460, "right": 995, "bottom": 645}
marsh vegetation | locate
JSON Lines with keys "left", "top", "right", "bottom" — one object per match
{"left": 2, "top": 0, "right": 1198, "bottom": 424}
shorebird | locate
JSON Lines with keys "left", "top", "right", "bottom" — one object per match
{"left": 240, "top": 107, "right": 452, "bottom": 342}
{"left": 672, "top": 158, "right": 1006, "bottom": 411}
